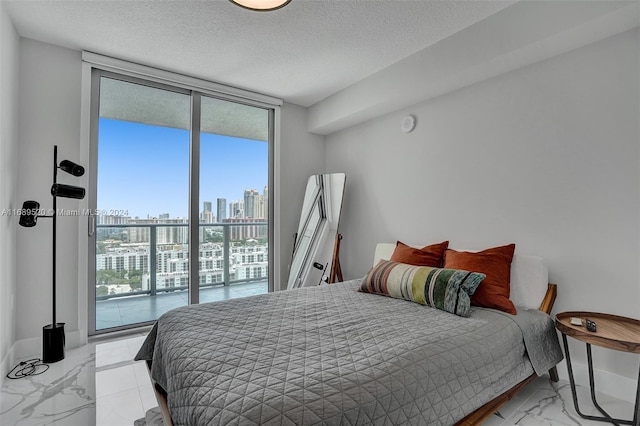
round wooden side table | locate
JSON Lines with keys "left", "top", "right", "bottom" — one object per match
{"left": 556, "top": 311, "right": 640, "bottom": 426}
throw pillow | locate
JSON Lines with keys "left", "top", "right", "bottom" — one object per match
{"left": 443, "top": 243, "right": 517, "bottom": 315}
{"left": 389, "top": 240, "right": 449, "bottom": 267}
{"left": 359, "top": 260, "right": 485, "bottom": 317}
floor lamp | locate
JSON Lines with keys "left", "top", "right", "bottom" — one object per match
{"left": 19, "top": 145, "right": 85, "bottom": 363}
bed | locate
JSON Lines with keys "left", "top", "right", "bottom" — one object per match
{"left": 135, "top": 243, "right": 563, "bottom": 425}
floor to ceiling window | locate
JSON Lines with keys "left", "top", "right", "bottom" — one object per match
{"left": 198, "top": 96, "right": 270, "bottom": 304}
{"left": 87, "top": 68, "right": 275, "bottom": 335}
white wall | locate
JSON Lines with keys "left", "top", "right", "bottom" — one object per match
{"left": 15, "top": 39, "right": 84, "bottom": 353}
{"left": 12, "top": 39, "right": 326, "bottom": 351}
{"left": 326, "top": 28, "right": 639, "bottom": 394}
{"left": 0, "top": 2, "right": 20, "bottom": 376}
{"left": 277, "top": 102, "right": 326, "bottom": 290}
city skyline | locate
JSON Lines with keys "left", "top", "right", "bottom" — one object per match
{"left": 101, "top": 188, "right": 268, "bottom": 221}
{"left": 97, "top": 118, "right": 268, "bottom": 219}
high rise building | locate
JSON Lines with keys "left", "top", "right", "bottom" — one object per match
{"left": 96, "top": 214, "right": 130, "bottom": 239}
{"left": 201, "top": 210, "right": 214, "bottom": 223}
{"left": 217, "top": 198, "right": 227, "bottom": 222}
{"left": 244, "top": 189, "right": 259, "bottom": 218}
{"left": 263, "top": 185, "right": 268, "bottom": 220}
{"left": 222, "top": 218, "right": 267, "bottom": 240}
{"left": 97, "top": 214, "right": 129, "bottom": 225}
{"left": 201, "top": 201, "right": 214, "bottom": 223}
{"left": 229, "top": 200, "right": 244, "bottom": 219}
{"left": 127, "top": 217, "right": 188, "bottom": 244}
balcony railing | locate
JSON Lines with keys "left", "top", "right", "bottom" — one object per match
{"left": 95, "top": 222, "right": 268, "bottom": 301}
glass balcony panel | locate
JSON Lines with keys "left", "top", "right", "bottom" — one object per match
{"left": 95, "top": 223, "right": 268, "bottom": 331}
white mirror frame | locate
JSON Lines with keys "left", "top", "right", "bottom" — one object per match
{"left": 287, "top": 173, "right": 346, "bottom": 289}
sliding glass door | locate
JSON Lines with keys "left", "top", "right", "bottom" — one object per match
{"left": 198, "top": 96, "right": 270, "bottom": 303}
{"left": 88, "top": 70, "right": 273, "bottom": 335}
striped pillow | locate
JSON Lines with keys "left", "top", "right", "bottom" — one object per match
{"left": 359, "top": 260, "right": 485, "bottom": 317}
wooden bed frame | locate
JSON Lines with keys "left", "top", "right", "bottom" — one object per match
{"left": 146, "top": 269, "right": 558, "bottom": 426}
{"left": 453, "top": 282, "right": 558, "bottom": 425}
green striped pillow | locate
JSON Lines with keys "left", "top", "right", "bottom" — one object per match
{"left": 359, "top": 260, "right": 485, "bottom": 317}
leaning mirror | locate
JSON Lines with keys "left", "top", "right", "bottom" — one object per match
{"left": 287, "top": 173, "right": 346, "bottom": 289}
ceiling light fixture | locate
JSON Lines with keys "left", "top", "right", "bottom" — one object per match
{"left": 229, "top": 0, "right": 292, "bottom": 11}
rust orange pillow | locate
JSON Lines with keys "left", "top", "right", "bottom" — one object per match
{"left": 443, "top": 243, "right": 517, "bottom": 315}
{"left": 390, "top": 240, "right": 449, "bottom": 267}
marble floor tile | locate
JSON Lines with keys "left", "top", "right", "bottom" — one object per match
{"left": 95, "top": 340, "right": 134, "bottom": 369}
{"left": 1, "top": 335, "right": 635, "bottom": 426}
{"left": 96, "top": 388, "right": 145, "bottom": 426}
{"left": 1, "top": 332, "right": 150, "bottom": 426}
{"left": 1, "top": 352, "right": 97, "bottom": 425}
{"left": 486, "top": 375, "right": 636, "bottom": 426}
{"left": 96, "top": 365, "right": 139, "bottom": 399}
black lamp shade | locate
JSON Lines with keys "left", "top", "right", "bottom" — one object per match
{"left": 58, "top": 160, "right": 84, "bottom": 177}
{"left": 19, "top": 200, "right": 40, "bottom": 227}
{"left": 51, "top": 183, "right": 85, "bottom": 199}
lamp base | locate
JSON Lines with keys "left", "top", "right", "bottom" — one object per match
{"left": 42, "top": 323, "right": 65, "bottom": 363}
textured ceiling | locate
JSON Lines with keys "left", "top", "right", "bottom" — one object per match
{"left": 4, "top": 0, "right": 516, "bottom": 107}
{"left": 99, "top": 77, "right": 270, "bottom": 141}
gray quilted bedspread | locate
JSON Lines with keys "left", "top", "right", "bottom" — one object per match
{"left": 135, "top": 279, "right": 561, "bottom": 426}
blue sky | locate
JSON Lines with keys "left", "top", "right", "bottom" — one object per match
{"left": 97, "top": 118, "right": 268, "bottom": 218}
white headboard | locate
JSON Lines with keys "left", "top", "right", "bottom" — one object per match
{"left": 374, "top": 243, "right": 549, "bottom": 310}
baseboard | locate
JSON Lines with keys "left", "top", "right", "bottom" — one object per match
{"left": 556, "top": 359, "right": 637, "bottom": 404}
{"left": 12, "top": 329, "right": 84, "bottom": 361}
